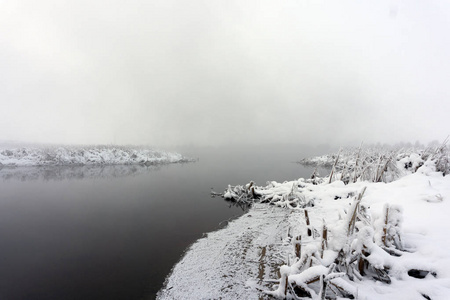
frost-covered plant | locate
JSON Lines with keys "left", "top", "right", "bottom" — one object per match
{"left": 300, "top": 141, "right": 450, "bottom": 184}
{"left": 374, "top": 204, "right": 403, "bottom": 251}
{"left": 300, "top": 147, "right": 402, "bottom": 184}
{"left": 266, "top": 188, "right": 407, "bottom": 299}
{"left": 222, "top": 181, "right": 258, "bottom": 203}
{"left": 308, "top": 168, "right": 325, "bottom": 185}
{"left": 429, "top": 138, "right": 450, "bottom": 175}
{"left": 396, "top": 139, "right": 450, "bottom": 176}
{"left": 217, "top": 180, "right": 314, "bottom": 208}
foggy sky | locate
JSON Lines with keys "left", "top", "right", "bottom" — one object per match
{"left": 1, "top": 0, "right": 449, "bottom": 147}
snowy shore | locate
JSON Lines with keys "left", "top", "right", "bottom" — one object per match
{"left": 158, "top": 147, "right": 450, "bottom": 299}
{"left": 157, "top": 204, "right": 296, "bottom": 299}
{"left": 0, "top": 145, "right": 192, "bottom": 167}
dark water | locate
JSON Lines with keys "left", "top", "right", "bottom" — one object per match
{"left": 0, "top": 145, "right": 329, "bottom": 300}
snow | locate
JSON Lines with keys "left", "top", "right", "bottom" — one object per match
{"left": 158, "top": 147, "right": 450, "bottom": 299}
{"left": 0, "top": 145, "right": 192, "bottom": 167}
{"left": 157, "top": 204, "right": 300, "bottom": 299}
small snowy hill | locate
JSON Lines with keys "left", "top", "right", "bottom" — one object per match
{"left": 0, "top": 145, "right": 192, "bottom": 167}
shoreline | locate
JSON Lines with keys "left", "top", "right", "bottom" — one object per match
{"left": 157, "top": 149, "right": 450, "bottom": 299}
{"left": 157, "top": 203, "right": 297, "bottom": 299}
{"left": 0, "top": 145, "right": 193, "bottom": 167}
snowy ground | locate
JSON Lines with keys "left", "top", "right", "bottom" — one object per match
{"left": 158, "top": 149, "right": 450, "bottom": 300}
{"left": 157, "top": 204, "right": 297, "bottom": 299}
{"left": 0, "top": 145, "right": 192, "bottom": 167}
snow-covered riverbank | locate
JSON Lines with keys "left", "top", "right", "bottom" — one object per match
{"left": 157, "top": 204, "right": 296, "bottom": 299}
{"left": 158, "top": 146, "right": 450, "bottom": 299}
{"left": 0, "top": 145, "right": 192, "bottom": 167}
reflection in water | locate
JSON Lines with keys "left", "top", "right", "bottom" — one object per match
{"left": 222, "top": 198, "right": 251, "bottom": 211}
{"left": 0, "top": 164, "right": 188, "bottom": 181}
{"left": 0, "top": 158, "right": 242, "bottom": 300}
{"left": 0, "top": 146, "right": 324, "bottom": 300}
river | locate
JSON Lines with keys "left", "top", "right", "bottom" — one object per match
{"left": 0, "top": 144, "right": 331, "bottom": 300}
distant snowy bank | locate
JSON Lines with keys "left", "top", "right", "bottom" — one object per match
{"left": 159, "top": 143, "right": 450, "bottom": 300}
{"left": 0, "top": 145, "right": 193, "bottom": 167}
{"left": 298, "top": 144, "right": 449, "bottom": 184}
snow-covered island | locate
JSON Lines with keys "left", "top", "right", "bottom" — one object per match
{"left": 158, "top": 143, "right": 450, "bottom": 300}
{"left": 0, "top": 145, "right": 193, "bottom": 167}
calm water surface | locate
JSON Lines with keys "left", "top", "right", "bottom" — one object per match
{"left": 0, "top": 145, "right": 328, "bottom": 300}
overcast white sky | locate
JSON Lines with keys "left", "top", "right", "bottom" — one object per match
{"left": 1, "top": 0, "right": 449, "bottom": 147}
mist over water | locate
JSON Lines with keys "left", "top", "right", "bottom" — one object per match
{"left": 1, "top": 0, "right": 449, "bottom": 146}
